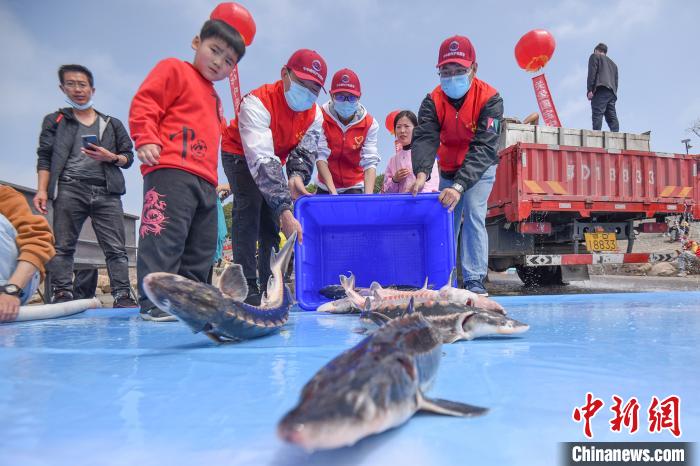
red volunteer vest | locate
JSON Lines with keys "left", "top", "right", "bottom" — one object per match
{"left": 320, "top": 110, "right": 373, "bottom": 188}
{"left": 431, "top": 77, "right": 497, "bottom": 172}
{"left": 222, "top": 80, "right": 316, "bottom": 165}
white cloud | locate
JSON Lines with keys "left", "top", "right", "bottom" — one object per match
{"left": 549, "top": 0, "right": 661, "bottom": 39}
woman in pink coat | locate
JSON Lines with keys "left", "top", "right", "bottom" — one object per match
{"left": 383, "top": 110, "right": 439, "bottom": 193}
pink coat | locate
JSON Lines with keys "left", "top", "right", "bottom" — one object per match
{"left": 383, "top": 148, "right": 440, "bottom": 193}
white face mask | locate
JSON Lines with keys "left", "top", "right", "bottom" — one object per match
{"left": 65, "top": 97, "right": 94, "bottom": 111}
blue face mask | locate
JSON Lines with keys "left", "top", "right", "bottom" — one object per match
{"left": 65, "top": 97, "right": 94, "bottom": 110}
{"left": 334, "top": 100, "right": 358, "bottom": 120}
{"left": 440, "top": 74, "right": 472, "bottom": 100}
{"left": 284, "top": 80, "right": 318, "bottom": 112}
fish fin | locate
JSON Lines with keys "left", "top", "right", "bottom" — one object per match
{"left": 270, "top": 231, "right": 297, "bottom": 276}
{"left": 219, "top": 264, "right": 248, "bottom": 301}
{"left": 204, "top": 332, "right": 225, "bottom": 344}
{"left": 363, "top": 311, "right": 390, "bottom": 327}
{"left": 369, "top": 281, "right": 382, "bottom": 293}
{"left": 448, "top": 268, "right": 457, "bottom": 288}
{"left": 421, "top": 277, "right": 429, "bottom": 290}
{"left": 339, "top": 272, "right": 356, "bottom": 293}
{"left": 404, "top": 297, "right": 415, "bottom": 317}
{"left": 418, "top": 394, "right": 489, "bottom": 417}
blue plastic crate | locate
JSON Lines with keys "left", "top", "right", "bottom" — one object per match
{"left": 294, "top": 193, "right": 455, "bottom": 311}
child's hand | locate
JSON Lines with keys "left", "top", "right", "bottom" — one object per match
{"left": 137, "top": 144, "right": 161, "bottom": 166}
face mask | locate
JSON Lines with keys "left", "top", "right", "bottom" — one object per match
{"left": 65, "top": 97, "right": 94, "bottom": 111}
{"left": 440, "top": 74, "right": 472, "bottom": 100}
{"left": 334, "top": 100, "right": 358, "bottom": 120}
{"left": 284, "top": 80, "right": 317, "bottom": 112}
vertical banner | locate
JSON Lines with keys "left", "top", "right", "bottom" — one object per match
{"left": 532, "top": 74, "right": 561, "bottom": 127}
{"left": 229, "top": 65, "right": 242, "bottom": 115}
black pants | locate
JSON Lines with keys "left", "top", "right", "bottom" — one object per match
{"left": 222, "top": 154, "right": 279, "bottom": 291}
{"left": 73, "top": 269, "right": 98, "bottom": 299}
{"left": 49, "top": 179, "right": 130, "bottom": 296}
{"left": 591, "top": 86, "right": 619, "bottom": 132}
{"left": 315, "top": 187, "right": 363, "bottom": 195}
{"left": 136, "top": 168, "right": 217, "bottom": 310}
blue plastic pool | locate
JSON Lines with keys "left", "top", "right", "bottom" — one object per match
{"left": 1, "top": 291, "right": 698, "bottom": 465}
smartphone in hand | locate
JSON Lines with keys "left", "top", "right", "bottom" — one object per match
{"left": 81, "top": 134, "right": 98, "bottom": 148}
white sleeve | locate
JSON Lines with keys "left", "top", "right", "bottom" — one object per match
{"left": 316, "top": 123, "right": 331, "bottom": 162}
{"left": 238, "top": 94, "right": 275, "bottom": 178}
{"left": 359, "top": 118, "right": 380, "bottom": 170}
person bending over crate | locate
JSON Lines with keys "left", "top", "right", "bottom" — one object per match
{"left": 221, "top": 49, "right": 327, "bottom": 305}
{"left": 410, "top": 35, "right": 504, "bottom": 296}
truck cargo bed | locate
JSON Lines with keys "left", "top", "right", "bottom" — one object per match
{"left": 488, "top": 142, "right": 698, "bottom": 222}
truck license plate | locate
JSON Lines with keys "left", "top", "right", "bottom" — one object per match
{"left": 584, "top": 232, "right": 617, "bottom": 252}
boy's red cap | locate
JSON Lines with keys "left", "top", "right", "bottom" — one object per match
{"left": 437, "top": 35, "right": 476, "bottom": 68}
{"left": 286, "top": 49, "right": 327, "bottom": 88}
{"left": 330, "top": 68, "right": 361, "bottom": 97}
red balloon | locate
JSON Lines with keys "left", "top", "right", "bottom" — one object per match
{"left": 385, "top": 110, "right": 400, "bottom": 135}
{"left": 210, "top": 3, "right": 256, "bottom": 46}
{"left": 514, "top": 29, "right": 555, "bottom": 72}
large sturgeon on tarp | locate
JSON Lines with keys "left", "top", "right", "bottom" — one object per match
{"left": 278, "top": 306, "right": 487, "bottom": 451}
{"left": 338, "top": 271, "right": 507, "bottom": 314}
{"left": 142, "top": 232, "right": 296, "bottom": 343}
{"left": 362, "top": 300, "right": 529, "bottom": 344}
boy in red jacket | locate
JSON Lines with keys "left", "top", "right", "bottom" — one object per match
{"left": 129, "top": 17, "right": 246, "bottom": 321}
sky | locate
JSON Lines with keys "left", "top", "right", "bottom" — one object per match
{"left": 1, "top": 0, "right": 699, "bottom": 219}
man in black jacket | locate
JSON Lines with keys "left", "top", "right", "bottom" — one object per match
{"left": 34, "top": 64, "right": 136, "bottom": 307}
{"left": 411, "top": 35, "right": 503, "bottom": 296}
{"left": 587, "top": 43, "right": 619, "bottom": 132}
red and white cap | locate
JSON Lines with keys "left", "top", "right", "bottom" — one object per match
{"left": 330, "top": 68, "right": 361, "bottom": 97}
{"left": 437, "top": 35, "right": 476, "bottom": 68}
{"left": 286, "top": 49, "right": 327, "bottom": 88}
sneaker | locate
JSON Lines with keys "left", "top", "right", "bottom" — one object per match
{"left": 140, "top": 306, "right": 177, "bottom": 322}
{"left": 113, "top": 292, "right": 137, "bottom": 308}
{"left": 464, "top": 279, "right": 488, "bottom": 296}
{"left": 244, "top": 278, "right": 262, "bottom": 306}
{"left": 52, "top": 290, "right": 74, "bottom": 304}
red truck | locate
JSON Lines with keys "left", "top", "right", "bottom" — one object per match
{"left": 486, "top": 123, "right": 699, "bottom": 286}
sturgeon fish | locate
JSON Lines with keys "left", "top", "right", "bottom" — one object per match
{"left": 278, "top": 306, "right": 487, "bottom": 451}
{"left": 362, "top": 300, "right": 529, "bottom": 344}
{"left": 142, "top": 232, "right": 297, "bottom": 342}
{"left": 339, "top": 271, "right": 506, "bottom": 314}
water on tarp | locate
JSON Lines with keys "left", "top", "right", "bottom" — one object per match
{"left": 1, "top": 292, "right": 698, "bottom": 466}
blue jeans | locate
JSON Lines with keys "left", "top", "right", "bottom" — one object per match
{"left": 439, "top": 164, "right": 497, "bottom": 282}
{"left": 0, "top": 214, "right": 40, "bottom": 305}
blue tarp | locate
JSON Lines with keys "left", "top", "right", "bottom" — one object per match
{"left": 1, "top": 291, "right": 699, "bottom": 465}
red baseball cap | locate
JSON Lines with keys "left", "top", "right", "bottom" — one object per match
{"left": 330, "top": 68, "right": 361, "bottom": 97}
{"left": 286, "top": 49, "right": 327, "bottom": 88}
{"left": 437, "top": 35, "right": 476, "bottom": 68}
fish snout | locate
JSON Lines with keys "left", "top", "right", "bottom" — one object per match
{"left": 278, "top": 421, "right": 308, "bottom": 446}
{"left": 496, "top": 320, "right": 530, "bottom": 335}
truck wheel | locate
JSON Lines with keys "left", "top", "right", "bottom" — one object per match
{"left": 516, "top": 265, "right": 565, "bottom": 287}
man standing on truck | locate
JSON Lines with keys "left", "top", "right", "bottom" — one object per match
{"left": 411, "top": 35, "right": 504, "bottom": 296}
{"left": 587, "top": 43, "right": 619, "bottom": 132}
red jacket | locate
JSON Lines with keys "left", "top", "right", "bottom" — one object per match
{"left": 222, "top": 80, "right": 316, "bottom": 166}
{"left": 129, "top": 58, "right": 225, "bottom": 186}
{"left": 320, "top": 109, "right": 373, "bottom": 188}
{"left": 430, "top": 77, "right": 497, "bottom": 173}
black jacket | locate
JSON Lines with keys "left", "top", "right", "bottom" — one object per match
{"left": 36, "top": 108, "right": 134, "bottom": 199}
{"left": 587, "top": 53, "right": 618, "bottom": 95}
{"left": 412, "top": 92, "right": 504, "bottom": 191}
